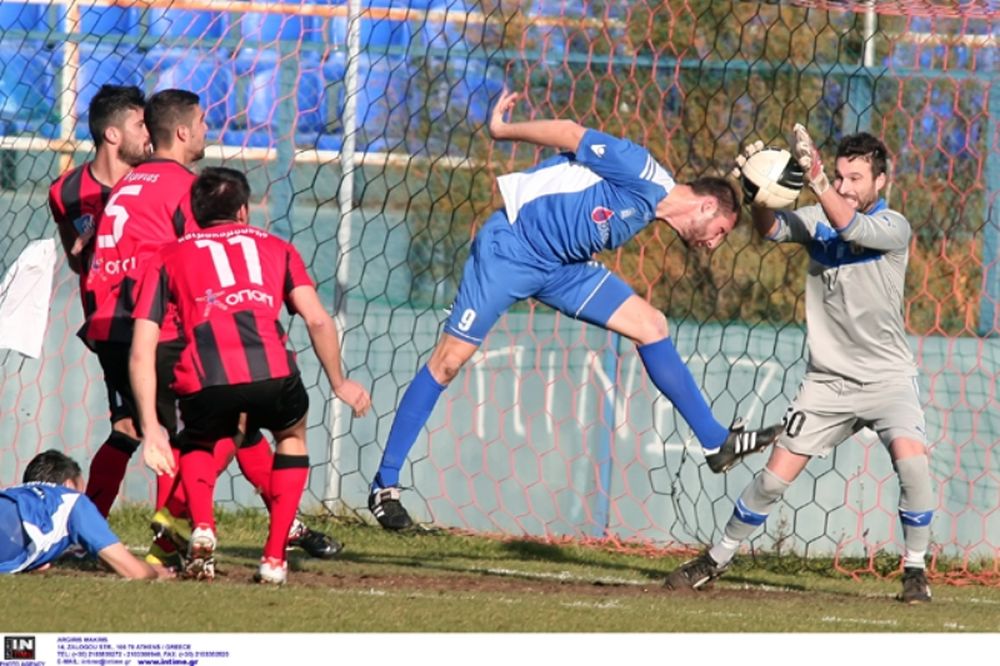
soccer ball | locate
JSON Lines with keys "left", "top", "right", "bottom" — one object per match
{"left": 739, "top": 148, "right": 805, "bottom": 209}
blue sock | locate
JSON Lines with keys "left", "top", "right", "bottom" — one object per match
{"left": 637, "top": 336, "right": 728, "bottom": 451}
{"left": 373, "top": 365, "right": 446, "bottom": 490}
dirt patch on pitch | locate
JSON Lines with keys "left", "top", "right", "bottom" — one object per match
{"left": 215, "top": 562, "right": 867, "bottom": 605}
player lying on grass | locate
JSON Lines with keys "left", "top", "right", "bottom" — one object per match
{"left": 665, "top": 127, "right": 935, "bottom": 604}
{"left": 130, "top": 167, "right": 371, "bottom": 584}
{"left": 366, "top": 89, "right": 785, "bottom": 530}
{"left": 0, "top": 450, "right": 172, "bottom": 579}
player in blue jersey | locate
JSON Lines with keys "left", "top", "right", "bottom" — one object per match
{"left": 0, "top": 450, "right": 171, "bottom": 578}
{"left": 368, "top": 90, "right": 785, "bottom": 529}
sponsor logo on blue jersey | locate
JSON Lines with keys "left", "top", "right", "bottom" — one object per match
{"left": 590, "top": 206, "right": 614, "bottom": 224}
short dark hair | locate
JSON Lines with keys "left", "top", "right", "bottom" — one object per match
{"left": 145, "top": 89, "right": 201, "bottom": 150}
{"left": 88, "top": 84, "right": 145, "bottom": 148}
{"left": 191, "top": 167, "right": 251, "bottom": 227}
{"left": 836, "top": 132, "right": 888, "bottom": 178}
{"left": 688, "top": 176, "right": 740, "bottom": 219}
{"left": 22, "top": 450, "right": 83, "bottom": 485}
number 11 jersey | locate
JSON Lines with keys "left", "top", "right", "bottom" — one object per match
{"left": 132, "top": 222, "right": 314, "bottom": 396}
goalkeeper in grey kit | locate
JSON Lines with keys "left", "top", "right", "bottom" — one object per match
{"left": 666, "top": 126, "right": 936, "bottom": 604}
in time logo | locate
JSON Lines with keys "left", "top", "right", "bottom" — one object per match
{"left": 4, "top": 635, "right": 36, "bottom": 660}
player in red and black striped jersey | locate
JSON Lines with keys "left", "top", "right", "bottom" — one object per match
{"left": 77, "top": 90, "right": 342, "bottom": 568}
{"left": 84, "top": 89, "right": 208, "bottom": 347}
{"left": 69, "top": 89, "right": 207, "bottom": 524}
{"left": 131, "top": 167, "right": 371, "bottom": 583}
{"left": 47, "top": 84, "right": 149, "bottom": 517}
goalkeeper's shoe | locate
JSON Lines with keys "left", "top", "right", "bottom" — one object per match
{"left": 706, "top": 419, "right": 784, "bottom": 474}
{"left": 184, "top": 525, "right": 217, "bottom": 581}
{"left": 287, "top": 519, "right": 344, "bottom": 559}
{"left": 368, "top": 486, "right": 414, "bottom": 531}
{"left": 899, "top": 567, "right": 932, "bottom": 604}
{"left": 664, "top": 551, "right": 729, "bottom": 591}
{"left": 150, "top": 507, "right": 192, "bottom": 553}
{"left": 254, "top": 556, "right": 288, "bottom": 586}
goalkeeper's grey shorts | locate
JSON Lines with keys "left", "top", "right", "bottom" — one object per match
{"left": 776, "top": 372, "right": 927, "bottom": 458}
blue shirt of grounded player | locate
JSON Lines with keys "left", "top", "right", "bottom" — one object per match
{"left": 0, "top": 483, "right": 119, "bottom": 574}
{"left": 496, "top": 128, "right": 675, "bottom": 264}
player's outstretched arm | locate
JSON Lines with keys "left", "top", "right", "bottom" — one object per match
{"left": 129, "top": 318, "right": 175, "bottom": 476}
{"left": 289, "top": 285, "right": 372, "bottom": 417}
{"left": 488, "top": 89, "right": 586, "bottom": 153}
{"left": 98, "top": 542, "right": 173, "bottom": 580}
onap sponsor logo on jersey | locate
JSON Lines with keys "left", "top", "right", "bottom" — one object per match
{"left": 196, "top": 287, "right": 274, "bottom": 316}
{"left": 227, "top": 288, "right": 274, "bottom": 309}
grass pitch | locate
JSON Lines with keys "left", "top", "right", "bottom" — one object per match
{"left": 1, "top": 505, "right": 998, "bottom": 633}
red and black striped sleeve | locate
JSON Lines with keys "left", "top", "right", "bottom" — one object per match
{"left": 132, "top": 252, "right": 171, "bottom": 326}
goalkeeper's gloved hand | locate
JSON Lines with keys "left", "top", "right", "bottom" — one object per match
{"left": 730, "top": 140, "right": 767, "bottom": 207}
{"left": 728, "top": 139, "right": 765, "bottom": 181}
{"left": 791, "top": 123, "right": 830, "bottom": 195}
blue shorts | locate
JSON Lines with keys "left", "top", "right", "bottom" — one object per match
{"left": 444, "top": 210, "right": 635, "bottom": 344}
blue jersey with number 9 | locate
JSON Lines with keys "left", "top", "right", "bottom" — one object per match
{"left": 496, "top": 129, "right": 675, "bottom": 264}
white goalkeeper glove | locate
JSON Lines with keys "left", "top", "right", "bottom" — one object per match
{"left": 730, "top": 140, "right": 767, "bottom": 207}
{"left": 791, "top": 123, "right": 830, "bottom": 195}
{"left": 728, "top": 139, "right": 765, "bottom": 182}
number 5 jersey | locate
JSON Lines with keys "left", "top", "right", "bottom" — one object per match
{"left": 82, "top": 158, "right": 197, "bottom": 346}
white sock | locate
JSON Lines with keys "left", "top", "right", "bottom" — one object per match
{"left": 903, "top": 550, "right": 926, "bottom": 569}
{"left": 709, "top": 535, "right": 741, "bottom": 566}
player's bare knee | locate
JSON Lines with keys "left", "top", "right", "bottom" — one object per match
{"left": 112, "top": 418, "right": 138, "bottom": 440}
{"left": 633, "top": 309, "right": 670, "bottom": 345}
{"left": 428, "top": 341, "right": 474, "bottom": 385}
{"left": 649, "top": 310, "right": 670, "bottom": 341}
{"left": 428, "top": 354, "right": 465, "bottom": 385}
{"left": 889, "top": 437, "right": 927, "bottom": 461}
{"left": 274, "top": 437, "right": 307, "bottom": 456}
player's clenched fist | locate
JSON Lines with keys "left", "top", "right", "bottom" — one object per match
{"left": 791, "top": 123, "right": 830, "bottom": 195}
{"left": 488, "top": 89, "right": 521, "bottom": 141}
{"left": 335, "top": 379, "right": 372, "bottom": 417}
